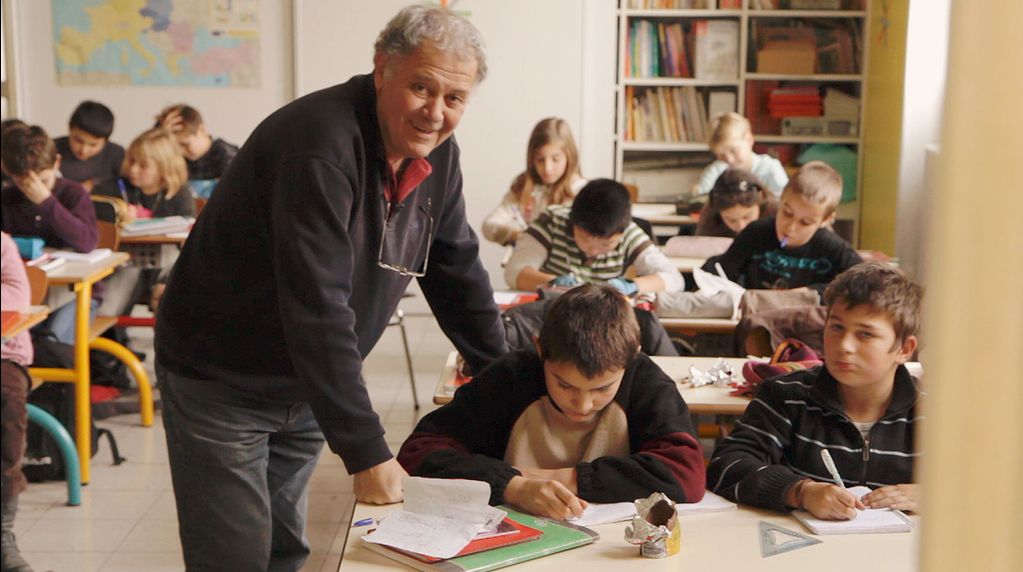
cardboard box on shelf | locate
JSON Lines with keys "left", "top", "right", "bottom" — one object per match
{"left": 757, "top": 41, "right": 816, "bottom": 74}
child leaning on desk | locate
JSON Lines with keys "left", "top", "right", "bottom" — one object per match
{"left": 694, "top": 112, "right": 788, "bottom": 197}
{"left": 398, "top": 284, "right": 706, "bottom": 520}
{"left": 707, "top": 262, "right": 922, "bottom": 520}
{"left": 503, "top": 178, "right": 683, "bottom": 299}
{"left": 96, "top": 127, "right": 196, "bottom": 220}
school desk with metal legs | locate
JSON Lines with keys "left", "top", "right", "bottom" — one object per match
{"left": 337, "top": 500, "right": 919, "bottom": 571}
{"left": 27, "top": 252, "right": 153, "bottom": 484}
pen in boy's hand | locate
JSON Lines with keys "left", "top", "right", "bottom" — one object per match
{"left": 820, "top": 449, "right": 845, "bottom": 489}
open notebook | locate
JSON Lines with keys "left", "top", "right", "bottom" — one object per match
{"left": 792, "top": 486, "right": 913, "bottom": 535}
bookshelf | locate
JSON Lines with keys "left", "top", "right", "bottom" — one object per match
{"left": 615, "top": 0, "right": 868, "bottom": 243}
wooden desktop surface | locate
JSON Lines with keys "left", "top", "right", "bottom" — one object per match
{"left": 665, "top": 255, "right": 706, "bottom": 273}
{"left": 338, "top": 501, "right": 918, "bottom": 571}
{"left": 1, "top": 306, "right": 50, "bottom": 343}
{"left": 120, "top": 234, "right": 188, "bottom": 245}
{"left": 631, "top": 203, "right": 697, "bottom": 226}
{"left": 45, "top": 251, "right": 130, "bottom": 285}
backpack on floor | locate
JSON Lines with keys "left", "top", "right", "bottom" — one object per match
{"left": 23, "top": 335, "right": 125, "bottom": 482}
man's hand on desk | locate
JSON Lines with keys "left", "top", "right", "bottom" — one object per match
{"left": 354, "top": 458, "right": 407, "bottom": 504}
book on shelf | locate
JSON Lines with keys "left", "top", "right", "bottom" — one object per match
{"left": 693, "top": 20, "right": 738, "bottom": 80}
{"left": 364, "top": 509, "right": 598, "bottom": 572}
{"left": 707, "top": 90, "right": 736, "bottom": 121}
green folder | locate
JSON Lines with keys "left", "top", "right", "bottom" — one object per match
{"left": 364, "top": 507, "right": 599, "bottom": 572}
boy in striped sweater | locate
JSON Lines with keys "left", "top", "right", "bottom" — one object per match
{"left": 708, "top": 262, "right": 922, "bottom": 520}
{"left": 503, "top": 178, "right": 683, "bottom": 298}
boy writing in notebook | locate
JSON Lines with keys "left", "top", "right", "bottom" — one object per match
{"left": 702, "top": 160, "right": 861, "bottom": 296}
{"left": 398, "top": 284, "right": 705, "bottom": 520}
{"left": 503, "top": 178, "right": 683, "bottom": 298}
{"left": 707, "top": 262, "right": 922, "bottom": 519}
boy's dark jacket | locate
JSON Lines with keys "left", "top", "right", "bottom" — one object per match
{"left": 707, "top": 364, "right": 919, "bottom": 512}
{"left": 703, "top": 217, "right": 862, "bottom": 294}
{"left": 398, "top": 350, "right": 706, "bottom": 505}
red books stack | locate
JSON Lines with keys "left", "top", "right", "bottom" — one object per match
{"left": 767, "top": 86, "right": 822, "bottom": 119}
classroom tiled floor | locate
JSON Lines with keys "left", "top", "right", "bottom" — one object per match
{"left": 14, "top": 313, "right": 454, "bottom": 572}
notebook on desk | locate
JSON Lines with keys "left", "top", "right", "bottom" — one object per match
{"left": 364, "top": 508, "right": 597, "bottom": 572}
{"left": 792, "top": 486, "right": 913, "bottom": 535}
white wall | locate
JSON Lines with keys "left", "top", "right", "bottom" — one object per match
{"left": 8, "top": 0, "right": 619, "bottom": 304}
{"left": 896, "top": 0, "right": 951, "bottom": 278}
{"left": 9, "top": 0, "right": 293, "bottom": 150}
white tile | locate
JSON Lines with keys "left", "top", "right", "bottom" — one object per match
{"left": 308, "top": 466, "right": 354, "bottom": 493}
{"left": 306, "top": 521, "right": 341, "bottom": 555}
{"left": 18, "top": 551, "right": 110, "bottom": 572}
{"left": 141, "top": 490, "right": 179, "bottom": 521}
{"left": 84, "top": 461, "right": 173, "bottom": 492}
{"left": 317, "top": 552, "right": 343, "bottom": 572}
{"left": 306, "top": 492, "right": 354, "bottom": 523}
{"left": 100, "top": 551, "right": 184, "bottom": 572}
{"left": 19, "top": 518, "right": 136, "bottom": 552}
{"left": 39, "top": 489, "right": 160, "bottom": 521}
{"left": 116, "top": 518, "right": 183, "bottom": 552}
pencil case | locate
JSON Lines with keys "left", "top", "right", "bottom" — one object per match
{"left": 13, "top": 236, "right": 44, "bottom": 260}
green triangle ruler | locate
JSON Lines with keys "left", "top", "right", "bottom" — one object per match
{"left": 759, "top": 521, "right": 822, "bottom": 557}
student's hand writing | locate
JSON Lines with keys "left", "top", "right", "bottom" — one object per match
{"left": 14, "top": 171, "right": 52, "bottom": 204}
{"left": 862, "top": 484, "right": 919, "bottom": 512}
{"left": 353, "top": 458, "right": 406, "bottom": 505}
{"left": 801, "top": 481, "right": 865, "bottom": 520}
{"left": 125, "top": 204, "right": 139, "bottom": 222}
{"left": 504, "top": 476, "right": 587, "bottom": 521}
{"left": 515, "top": 467, "right": 578, "bottom": 493}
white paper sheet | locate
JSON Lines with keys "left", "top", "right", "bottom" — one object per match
{"left": 361, "top": 477, "right": 507, "bottom": 558}
{"left": 676, "top": 491, "right": 737, "bottom": 515}
{"left": 362, "top": 510, "right": 482, "bottom": 558}
{"left": 568, "top": 502, "right": 637, "bottom": 527}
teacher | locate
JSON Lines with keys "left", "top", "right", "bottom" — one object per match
{"left": 154, "top": 6, "right": 507, "bottom": 571}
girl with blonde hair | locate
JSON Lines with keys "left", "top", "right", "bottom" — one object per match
{"left": 120, "top": 127, "right": 195, "bottom": 219}
{"left": 482, "top": 118, "right": 585, "bottom": 245}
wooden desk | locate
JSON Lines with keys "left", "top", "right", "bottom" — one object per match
{"left": 338, "top": 501, "right": 918, "bottom": 571}
{"left": 1, "top": 306, "right": 50, "bottom": 343}
{"left": 631, "top": 203, "right": 697, "bottom": 226}
{"left": 665, "top": 255, "right": 706, "bottom": 273}
{"left": 120, "top": 233, "right": 187, "bottom": 269}
{"left": 32, "top": 251, "right": 130, "bottom": 484}
{"left": 434, "top": 352, "right": 752, "bottom": 416}
{"left": 660, "top": 316, "right": 739, "bottom": 335}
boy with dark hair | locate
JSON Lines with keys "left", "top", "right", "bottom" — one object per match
{"left": 504, "top": 178, "right": 683, "bottom": 297}
{"left": 0, "top": 125, "right": 98, "bottom": 253}
{"left": 156, "top": 104, "right": 238, "bottom": 197}
{"left": 54, "top": 100, "right": 126, "bottom": 191}
{"left": 703, "top": 160, "right": 862, "bottom": 295}
{"left": 398, "top": 284, "right": 706, "bottom": 520}
{"left": 707, "top": 262, "right": 922, "bottom": 520}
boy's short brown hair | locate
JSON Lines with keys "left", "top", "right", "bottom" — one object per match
{"left": 155, "top": 104, "right": 204, "bottom": 135}
{"left": 823, "top": 262, "right": 922, "bottom": 346}
{"left": 538, "top": 284, "right": 641, "bottom": 378}
{"left": 783, "top": 161, "right": 843, "bottom": 216}
{"left": 0, "top": 125, "right": 58, "bottom": 176}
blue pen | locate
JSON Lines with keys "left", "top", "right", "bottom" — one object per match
{"left": 116, "top": 178, "right": 129, "bottom": 201}
{"left": 353, "top": 517, "right": 376, "bottom": 527}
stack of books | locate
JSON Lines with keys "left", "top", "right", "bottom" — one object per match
{"left": 121, "top": 216, "right": 193, "bottom": 238}
{"left": 767, "top": 86, "right": 822, "bottom": 119}
{"left": 364, "top": 508, "right": 598, "bottom": 572}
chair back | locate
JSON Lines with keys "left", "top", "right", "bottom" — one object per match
{"left": 96, "top": 220, "right": 120, "bottom": 250}
{"left": 91, "top": 195, "right": 129, "bottom": 225}
{"left": 25, "top": 264, "right": 48, "bottom": 305}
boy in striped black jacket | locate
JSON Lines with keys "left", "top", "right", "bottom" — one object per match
{"left": 708, "top": 262, "right": 922, "bottom": 520}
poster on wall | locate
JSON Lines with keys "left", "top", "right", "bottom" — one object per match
{"left": 51, "top": 0, "right": 260, "bottom": 87}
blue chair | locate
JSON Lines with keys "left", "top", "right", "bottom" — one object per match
{"left": 25, "top": 404, "right": 82, "bottom": 506}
